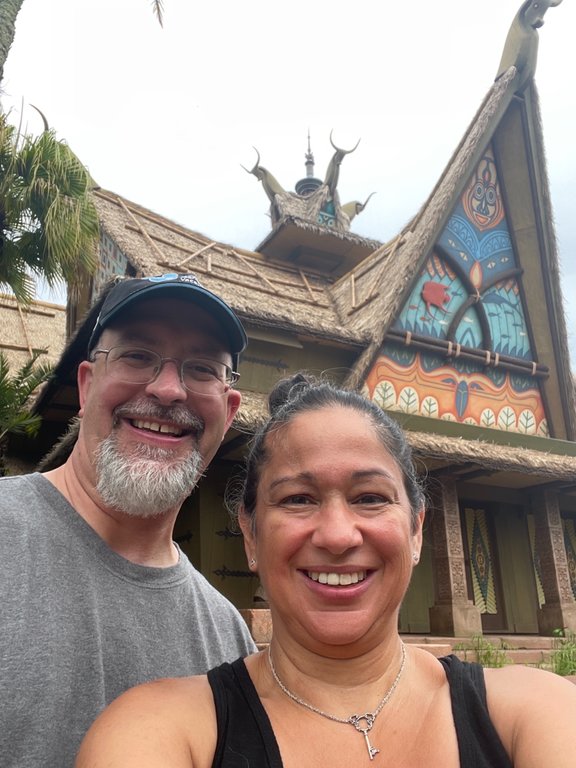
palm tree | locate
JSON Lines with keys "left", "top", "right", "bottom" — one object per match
{"left": 0, "top": 111, "right": 99, "bottom": 302}
{"left": 0, "top": 350, "right": 52, "bottom": 475}
{"left": 0, "top": 0, "right": 25, "bottom": 85}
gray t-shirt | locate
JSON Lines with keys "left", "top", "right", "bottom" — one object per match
{"left": 0, "top": 473, "right": 256, "bottom": 768}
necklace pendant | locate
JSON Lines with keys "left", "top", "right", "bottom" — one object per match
{"left": 350, "top": 714, "right": 379, "bottom": 761}
{"left": 362, "top": 731, "right": 380, "bottom": 761}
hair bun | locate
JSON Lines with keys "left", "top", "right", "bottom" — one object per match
{"left": 268, "top": 373, "right": 314, "bottom": 416}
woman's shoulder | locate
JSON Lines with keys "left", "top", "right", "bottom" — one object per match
{"left": 126, "top": 673, "right": 215, "bottom": 706}
{"left": 483, "top": 664, "right": 576, "bottom": 767}
{"left": 76, "top": 675, "right": 216, "bottom": 768}
{"left": 484, "top": 661, "right": 576, "bottom": 696}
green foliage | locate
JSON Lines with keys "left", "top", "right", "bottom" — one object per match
{"left": 0, "top": 110, "right": 99, "bottom": 303}
{"left": 0, "top": 350, "right": 52, "bottom": 474}
{"left": 453, "top": 635, "right": 512, "bottom": 668}
{"left": 550, "top": 629, "right": 576, "bottom": 677}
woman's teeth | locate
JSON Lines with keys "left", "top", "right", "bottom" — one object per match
{"left": 307, "top": 571, "right": 366, "bottom": 586}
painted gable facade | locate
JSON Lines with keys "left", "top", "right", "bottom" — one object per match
{"left": 366, "top": 143, "right": 548, "bottom": 436}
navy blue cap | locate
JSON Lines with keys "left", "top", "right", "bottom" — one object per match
{"left": 88, "top": 273, "right": 247, "bottom": 369}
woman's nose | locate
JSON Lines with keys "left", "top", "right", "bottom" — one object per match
{"left": 310, "top": 500, "right": 363, "bottom": 554}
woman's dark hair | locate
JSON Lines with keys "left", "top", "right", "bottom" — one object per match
{"left": 232, "top": 373, "right": 425, "bottom": 532}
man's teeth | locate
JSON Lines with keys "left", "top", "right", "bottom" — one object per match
{"left": 131, "top": 419, "right": 183, "bottom": 436}
{"left": 307, "top": 571, "right": 366, "bottom": 586}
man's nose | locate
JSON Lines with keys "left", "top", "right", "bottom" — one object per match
{"left": 144, "top": 360, "right": 188, "bottom": 403}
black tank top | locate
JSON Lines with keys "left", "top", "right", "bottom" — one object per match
{"left": 207, "top": 654, "right": 513, "bottom": 768}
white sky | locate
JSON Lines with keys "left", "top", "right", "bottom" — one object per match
{"left": 2, "top": 0, "right": 575, "bottom": 365}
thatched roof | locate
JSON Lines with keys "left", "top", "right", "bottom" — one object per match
{"left": 93, "top": 190, "right": 369, "bottom": 348}
{"left": 0, "top": 293, "right": 66, "bottom": 372}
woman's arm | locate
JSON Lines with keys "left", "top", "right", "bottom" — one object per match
{"left": 75, "top": 676, "right": 216, "bottom": 768}
{"left": 485, "top": 664, "right": 576, "bottom": 768}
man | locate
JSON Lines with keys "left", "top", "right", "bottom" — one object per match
{"left": 0, "top": 274, "right": 257, "bottom": 768}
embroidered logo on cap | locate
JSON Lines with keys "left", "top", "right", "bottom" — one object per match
{"left": 146, "top": 273, "right": 201, "bottom": 286}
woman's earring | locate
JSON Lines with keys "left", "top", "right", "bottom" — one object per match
{"left": 412, "top": 552, "right": 419, "bottom": 564}
{"left": 249, "top": 558, "right": 256, "bottom": 568}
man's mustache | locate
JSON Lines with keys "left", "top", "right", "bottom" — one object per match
{"left": 112, "top": 399, "right": 205, "bottom": 434}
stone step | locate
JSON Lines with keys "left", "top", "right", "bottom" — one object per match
{"left": 403, "top": 635, "right": 565, "bottom": 668}
{"left": 452, "top": 648, "right": 553, "bottom": 666}
{"left": 403, "top": 635, "right": 557, "bottom": 651}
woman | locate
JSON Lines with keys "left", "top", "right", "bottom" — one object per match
{"left": 76, "top": 374, "right": 576, "bottom": 767}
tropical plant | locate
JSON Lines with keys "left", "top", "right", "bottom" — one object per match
{"left": 0, "top": 350, "right": 52, "bottom": 475}
{"left": 0, "top": 111, "right": 100, "bottom": 302}
{"left": 550, "top": 629, "right": 576, "bottom": 677}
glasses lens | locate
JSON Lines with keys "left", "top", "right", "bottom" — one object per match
{"left": 107, "top": 347, "right": 160, "bottom": 383}
{"left": 182, "top": 358, "right": 230, "bottom": 393}
{"left": 104, "top": 348, "right": 236, "bottom": 396}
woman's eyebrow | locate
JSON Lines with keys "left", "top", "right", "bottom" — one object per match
{"left": 269, "top": 469, "right": 396, "bottom": 491}
{"left": 269, "top": 472, "right": 314, "bottom": 491}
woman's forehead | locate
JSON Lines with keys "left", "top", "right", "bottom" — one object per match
{"left": 267, "top": 406, "right": 392, "bottom": 461}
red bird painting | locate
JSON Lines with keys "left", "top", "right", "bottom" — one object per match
{"left": 422, "top": 281, "right": 451, "bottom": 315}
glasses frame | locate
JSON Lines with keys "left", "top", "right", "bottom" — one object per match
{"left": 91, "top": 346, "right": 240, "bottom": 395}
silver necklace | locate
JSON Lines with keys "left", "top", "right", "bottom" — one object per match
{"left": 267, "top": 642, "right": 406, "bottom": 762}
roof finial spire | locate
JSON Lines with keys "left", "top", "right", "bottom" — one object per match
{"left": 295, "top": 129, "right": 322, "bottom": 196}
{"left": 305, "top": 129, "right": 315, "bottom": 178}
{"left": 496, "top": 0, "right": 563, "bottom": 90}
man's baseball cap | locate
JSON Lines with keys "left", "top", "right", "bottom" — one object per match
{"left": 88, "top": 273, "right": 247, "bottom": 369}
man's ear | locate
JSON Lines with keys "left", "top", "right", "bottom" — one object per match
{"left": 223, "top": 389, "right": 242, "bottom": 436}
{"left": 77, "top": 360, "right": 94, "bottom": 417}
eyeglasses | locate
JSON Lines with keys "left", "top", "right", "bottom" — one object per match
{"left": 91, "top": 346, "right": 240, "bottom": 396}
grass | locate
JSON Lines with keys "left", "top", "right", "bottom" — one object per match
{"left": 453, "top": 635, "right": 512, "bottom": 668}
{"left": 550, "top": 629, "right": 576, "bottom": 677}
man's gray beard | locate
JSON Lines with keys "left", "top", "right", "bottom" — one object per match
{"left": 95, "top": 434, "right": 203, "bottom": 518}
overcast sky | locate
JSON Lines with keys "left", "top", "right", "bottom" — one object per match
{"left": 2, "top": 0, "right": 575, "bottom": 365}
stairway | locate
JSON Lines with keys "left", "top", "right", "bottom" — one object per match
{"left": 403, "top": 635, "right": 557, "bottom": 667}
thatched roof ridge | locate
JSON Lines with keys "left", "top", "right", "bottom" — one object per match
{"left": 257, "top": 214, "right": 381, "bottom": 251}
{"left": 408, "top": 429, "right": 576, "bottom": 483}
{"left": 93, "top": 189, "right": 368, "bottom": 347}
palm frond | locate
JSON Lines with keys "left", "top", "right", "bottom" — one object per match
{"left": 0, "top": 351, "right": 52, "bottom": 443}
{"left": 151, "top": 1, "right": 164, "bottom": 27}
{"left": 0, "top": 112, "right": 99, "bottom": 300}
